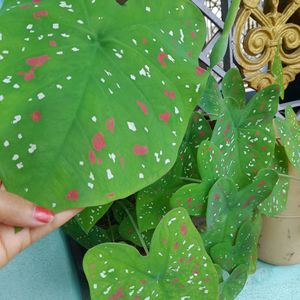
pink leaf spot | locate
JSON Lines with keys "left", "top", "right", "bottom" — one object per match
{"left": 258, "top": 180, "right": 266, "bottom": 187}
{"left": 33, "top": 10, "right": 48, "bottom": 19}
{"left": 214, "top": 193, "right": 220, "bottom": 200}
{"left": 26, "top": 55, "right": 50, "bottom": 67}
{"left": 157, "top": 51, "right": 168, "bottom": 68}
{"left": 159, "top": 112, "right": 171, "bottom": 124}
{"left": 67, "top": 190, "right": 78, "bottom": 201}
{"left": 92, "top": 132, "right": 106, "bottom": 151}
{"left": 19, "top": 69, "right": 35, "bottom": 81}
{"left": 199, "top": 130, "right": 206, "bottom": 137}
{"left": 180, "top": 224, "right": 187, "bottom": 236}
{"left": 133, "top": 145, "right": 148, "bottom": 156}
{"left": 195, "top": 66, "right": 205, "bottom": 76}
{"left": 106, "top": 117, "right": 115, "bottom": 133}
{"left": 243, "top": 195, "right": 255, "bottom": 208}
{"left": 49, "top": 41, "right": 57, "bottom": 47}
{"left": 164, "top": 89, "right": 176, "bottom": 99}
{"left": 109, "top": 288, "right": 124, "bottom": 300}
{"left": 32, "top": 111, "right": 41, "bottom": 121}
{"left": 89, "top": 150, "right": 96, "bottom": 164}
{"left": 136, "top": 100, "right": 148, "bottom": 115}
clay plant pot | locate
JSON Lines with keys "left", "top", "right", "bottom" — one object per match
{"left": 258, "top": 163, "right": 300, "bottom": 265}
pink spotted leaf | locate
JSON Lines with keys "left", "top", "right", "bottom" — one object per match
{"left": 83, "top": 208, "right": 219, "bottom": 300}
{"left": 0, "top": 0, "right": 206, "bottom": 211}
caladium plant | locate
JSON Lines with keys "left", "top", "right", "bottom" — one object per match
{"left": 0, "top": 0, "right": 288, "bottom": 299}
{"left": 0, "top": 0, "right": 206, "bottom": 212}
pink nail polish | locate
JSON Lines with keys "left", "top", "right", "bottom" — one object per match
{"left": 33, "top": 206, "right": 55, "bottom": 223}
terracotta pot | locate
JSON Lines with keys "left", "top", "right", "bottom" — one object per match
{"left": 258, "top": 163, "right": 300, "bottom": 265}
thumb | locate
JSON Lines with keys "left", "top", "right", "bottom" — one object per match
{"left": 0, "top": 190, "right": 55, "bottom": 228}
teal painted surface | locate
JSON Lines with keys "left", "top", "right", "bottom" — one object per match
{"left": 237, "top": 261, "right": 300, "bottom": 300}
{"left": 0, "top": 230, "right": 82, "bottom": 300}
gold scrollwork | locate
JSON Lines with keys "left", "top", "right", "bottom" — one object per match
{"left": 234, "top": 0, "right": 300, "bottom": 90}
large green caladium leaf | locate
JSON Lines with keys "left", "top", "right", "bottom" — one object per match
{"left": 276, "top": 106, "right": 300, "bottom": 169}
{"left": 83, "top": 208, "right": 219, "bottom": 300}
{"left": 259, "top": 143, "right": 289, "bottom": 216}
{"left": 136, "top": 112, "right": 212, "bottom": 231}
{"left": 0, "top": 0, "right": 206, "bottom": 211}
{"left": 203, "top": 169, "right": 278, "bottom": 249}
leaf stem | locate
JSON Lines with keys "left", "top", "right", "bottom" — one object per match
{"left": 278, "top": 173, "right": 300, "bottom": 182}
{"left": 118, "top": 202, "right": 149, "bottom": 255}
{"left": 180, "top": 177, "right": 202, "bottom": 183}
{"left": 107, "top": 213, "right": 115, "bottom": 242}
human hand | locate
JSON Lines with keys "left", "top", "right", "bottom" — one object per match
{"left": 0, "top": 183, "right": 82, "bottom": 268}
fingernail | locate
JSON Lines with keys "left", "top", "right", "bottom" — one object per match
{"left": 33, "top": 206, "right": 55, "bottom": 223}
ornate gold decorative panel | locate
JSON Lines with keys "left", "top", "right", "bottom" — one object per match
{"left": 234, "top": 0, "right": 300, "bottom": 90}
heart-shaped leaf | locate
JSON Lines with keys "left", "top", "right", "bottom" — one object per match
{"left": 204, "top": 169, "right": 278, "bottom": 248}
{"left": 83, "top": 208, "right": 219, "bottom": 300}
{"left": 75, "top": 203, "right": 111, "bottom": 234}
{"left": 259, "top": 143, "right": 289, "bottom": 216}
{"left": 0, "top": 0, "right": 205, "bottom": 211}
{"left": 210, "top": 220, "right": 255, "bottom": 273}
{"left": 211, "top": 80, "right": 279, "bottom": 187}
{"left": 136, "top": 112, "right": 212, "bottom": 231}
{"left": 169, "top": 182, "right": 211, "bottom": 216}
{"left": 276, "top": 105, "right": 300, "bottom": 169}
{"left": 199, "top": 69, "right": 244, "bottom": 120}
{"left": 219, "top": 264, "right": 248, "bottom": 300}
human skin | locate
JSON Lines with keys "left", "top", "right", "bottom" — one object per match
{"left": 0, "top": 183, "right": 82, "bottom": 268}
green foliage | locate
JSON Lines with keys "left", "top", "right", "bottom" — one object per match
{"left": 210, "top": 220, "right": 255, "bottom": 273}
{"left": 204, "top": 169, "right": 278, "bottom": 248}
{"left": 63, "top": 218, "right": 118, "bottom": 249}
{"left": 259, "top": 143, "right": 289, "bottom": 216}
{"left": 276, "top": 105, "right": 300, "bottom": 169}
{"left": 219, "top": 264, "right": 248, "bottom": 300}
{"left": 0, "top": 1, "right": 285, "bottom": 298}
{"left": 169, "top": 182, "right": 211, "bottom": 216}
{"left": 136, "top": 112, "right": 212, "bottom": 231}
{"left": 272, "top": 46, "right": 284, "bottom": 100}
{"left": 0, "top": 0, "right": 206, "bottom": 211}
{"left": 75, "top": 204, "right": 111, "bottom": 234}
{"left": 83, "top": 208, "right": 219, "bottom": 300}
{"left": 209, "top": 0, "right": 241, "bottom": 68}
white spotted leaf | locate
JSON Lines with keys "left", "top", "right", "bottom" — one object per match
{"left": 259, "top": 143, "right": 289, "bottom": 216}
{"left": 0, "top": 0, "right": 206, "bottom": 211}
{"left": 276, "top": 105, "right": 300, "bottom": 169}
{"left": 83, "top": 208, "right": 219, "bottom": 300}
{"left": 204, "top": 169, "right": 278, "bottom": 249}
{"left": 211, "top": 78, "right": 279, "bottom": 188}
